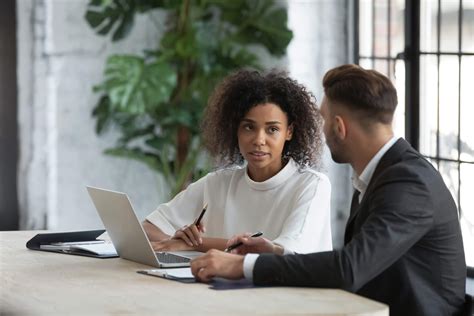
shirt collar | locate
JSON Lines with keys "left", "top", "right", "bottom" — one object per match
{"left": 352, "top": 136, "right": 399, "bottom": 201}
{"left": 245, "top": 158, "right": 298, "bottom": 191}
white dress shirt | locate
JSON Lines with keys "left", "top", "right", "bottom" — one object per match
{"left": 352, "top": 136, "right": 399, "bottom": 202}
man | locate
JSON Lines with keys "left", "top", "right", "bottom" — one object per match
{"left": 190, "top": 64, "right": 466, "bottom": 315}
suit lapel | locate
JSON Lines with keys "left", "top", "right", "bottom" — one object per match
{"left": 343, "top": 138, "right": 412, "bottom": 243}
{"left": 344, "top": 190, "right": 360, "bottom": 244}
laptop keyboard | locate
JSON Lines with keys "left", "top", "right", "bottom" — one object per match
{"left": 155, "top": 252, "right": 191, "bottom": 264}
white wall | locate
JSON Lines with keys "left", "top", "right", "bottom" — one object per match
{"left": 17, "top": 0, "right": 352, "bottom": 248}
{"left": 17, "top": 0, "right": 166, "bottom": 230}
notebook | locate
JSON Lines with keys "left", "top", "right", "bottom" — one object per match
{"left": 86, "top": 186, "right": 203, "bottom": 268}
{"left": 26, "top": 230, "right": 119, "bottom": 258}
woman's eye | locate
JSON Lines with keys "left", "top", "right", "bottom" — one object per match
{"left": 268, "top": 127, "right": 279, "bottom": 133}
{"left": 243, "top": 124, "right": 253, "bottom": 131}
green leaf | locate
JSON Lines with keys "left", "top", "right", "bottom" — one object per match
{"left": 92, "top": 95, "right": 112, "bottom": 134}
{"left": 111, "top": 6, "right": 135, "bottom": 41}
{"left": 85, "top": 10, "right": 107, "bottom": 28}
{"left": 90, "top": 0, "right": 114, "bottom": 7}
{"left": 175, "top": 31, "right": 198, "bottom": 58}
{"left": 244, "top": 6, "right": 293, "bottom": 56}
{"left": 145, "top": 136, "right": 167, "bottom": 150}
{"left": 160, "top": 106, "right": 195, "bottom": 128}
{"left": 85, "top": 0, "right": 136, "bottom": 41}
{"left": 100, "top": 55, "right": 177, "bottom": 114}
{"left": 202, "top": 0, "right": 243, "bottom": 10}
{"left": 105, "top": 147, "right": 162, "bottom": 172}
{"left": 218, "top": 0, "right": 292, "bottom": 56}
{"left": 136, "top": 0, "right": 173, "bottom": 12}
{"left": 118, "top": 123, "right": 155, "bottom": 144}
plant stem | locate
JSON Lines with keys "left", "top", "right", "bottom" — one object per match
{"left": 174, "top": 0, "right": 192, "bottom": 181}
{"left": 178, "top": 0, "right": 190, "bottom": 34}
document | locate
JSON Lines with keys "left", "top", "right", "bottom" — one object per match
{"left": 137, "top": 268, "right": 195, "bottom": 282}
{"left": 137, "top": 268, "right": 256, "bottom": 289}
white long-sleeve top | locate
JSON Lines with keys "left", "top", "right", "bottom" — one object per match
{"left": 146, "top": 159, "right": 332, "bottom": 253}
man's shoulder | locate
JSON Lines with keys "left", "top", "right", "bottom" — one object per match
{"left": 370, "top": 151, "right": 451, "bottom": 211}
{"left": 377, "top": 145, "right": 436, "bottom": 179}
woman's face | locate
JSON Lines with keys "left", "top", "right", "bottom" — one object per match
{"left": 237, "top": 103, "right": 293, "bottom": 182}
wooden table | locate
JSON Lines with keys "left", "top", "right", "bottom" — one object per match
{"left": 0, "top": 231, "right": 389, "bottom": 315}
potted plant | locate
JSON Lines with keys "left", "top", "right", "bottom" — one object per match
{"left": 85, "top": 0, "right": 293, "bottom": 198}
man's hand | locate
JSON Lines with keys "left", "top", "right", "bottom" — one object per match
{"left": 226, "top": 233, "right": 282, "bottom": 255}
{"left": 151, "top": 238, "right": 194, "bottom": 252}
{"left": 172, "top": 223, "right": 206, "bottom": 247}
{"left": 190, "top": 249, "right": 245, "bottom": 283}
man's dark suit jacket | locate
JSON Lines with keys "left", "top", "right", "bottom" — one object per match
{"left": 254, "top": 138, "right": 466, "bottom": 315}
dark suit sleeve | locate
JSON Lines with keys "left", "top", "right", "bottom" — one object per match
{"left": 253, "top": 165, "right": 434, "bottom": 292}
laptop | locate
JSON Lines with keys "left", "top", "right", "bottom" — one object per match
{"left": 86, "top": 186, "right": 203, "bottom": 268}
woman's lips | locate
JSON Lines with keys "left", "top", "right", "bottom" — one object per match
{"left": 249, "top": 151, "right": 268, "bottom": 159}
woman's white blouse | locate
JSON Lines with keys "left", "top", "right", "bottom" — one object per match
{"left": 146, "top": 159, "right": 332, "bottom": 253}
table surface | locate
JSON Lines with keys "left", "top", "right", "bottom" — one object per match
{"left": 0, "top": 231, "right": 389, "bottom": 315}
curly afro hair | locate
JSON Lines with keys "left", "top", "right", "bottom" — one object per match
{"left": 202, "top": 69, "right": 324, "bottom": 168}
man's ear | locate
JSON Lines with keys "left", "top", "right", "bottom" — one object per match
{"left": 334, "top": 115, "right": 347, "bottom": 140}
{"left": 286, "top": 124, "right": 293, "bottom": 141}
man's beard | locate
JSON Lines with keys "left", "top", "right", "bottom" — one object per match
{"left": 326, "top": 131, "right": 348, "bottom": 164}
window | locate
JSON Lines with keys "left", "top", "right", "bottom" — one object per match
{"left": 355, "top": 0, "right": 474, "bottom": 275}
{"left": 356, "top": 0, "right": 406, "bottom": 137}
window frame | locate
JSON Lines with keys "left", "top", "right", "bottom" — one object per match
{"left": 354, "top": 0, "right": 474, "bottom": 277}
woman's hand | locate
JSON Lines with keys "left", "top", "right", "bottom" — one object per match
{"left": 172, "top": 223, "right": 206, "bottom": 247}
{"left": 151, "top": 238, "right": 194, "bottom": 252}
{"left": 190, "top": 249, "right": 245, "bottom": 283}
{"left": 225, "top": 233, "right": 281, "bottom": 255}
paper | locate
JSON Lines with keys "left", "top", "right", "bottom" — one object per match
{"left": 40, "top": 241, "right": 117, "bottom": 256}
{"left": 71, "top": 243, "right": 117, "bottom": 256}
{"left": 40, "top": 240, "right": 104, "bottom": 250}
{"left": 139, "top": 268, "right": 194, "bottom": 279}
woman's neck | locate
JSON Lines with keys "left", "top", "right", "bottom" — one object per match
{"left": 247, "top": 159, "right": 288, "bottom": 182}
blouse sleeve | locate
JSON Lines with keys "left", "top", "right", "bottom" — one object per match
{"left": 272, "top": 173, "right": 333, "bottom": 254}
{"left": 145, "top": 175, "right": 207, "bottom": 236}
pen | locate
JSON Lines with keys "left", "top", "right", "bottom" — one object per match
{"left": 194, "top": 203, "right": 208, "bottom": 227}
{"left": 224, "top": 231, "right": 263, "bottom": 252}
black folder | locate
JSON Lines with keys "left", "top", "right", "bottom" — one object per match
{"left": 26, "top": 230, "right": 118, "bottom": 258}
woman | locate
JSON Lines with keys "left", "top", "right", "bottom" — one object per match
{"left": 143, "top": 69, "right": 332, "bottom": 254}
